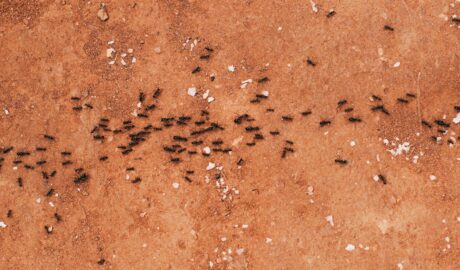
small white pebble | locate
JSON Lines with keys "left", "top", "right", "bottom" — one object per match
{"left": 309, "top": 0, "right": 318, "bottom": 13}
{"left": 453, "top": 112, "right": 460, "bottom": 124}
{"left": 131, "top": 57, "right": 137, "bottom": 64}
{"left": 206, "top": 162, "right": 216, "bottom": 170}
{"left": 106, "top": 48, "right": 115, "bottom": 58}
{"left": 261, "top": 90, "right": 269, "bottom": 97}
{"left": 350, "top": 141, "right": 356, "bottom": 147}
{"left": 0, "top": 221, "right": 7, "bottom": 228}
{"left": 393, "top": 61, "right": 401, "bottom": 67}
{"left": 429, "top": 175, "right": 437, "bottom": 181}
{"left": 345, "top": 244, "right": 355, "bottom": 252}
{"left": 36, "top": 198, "right": 41, "bottom": 204}
{"left": 127, "top": 48, "right": 134, "bottom": 53}
{"left": 202, "top": 89, "right": 210, "bottom": 99}
{"left": 154, "top": 47, "right": 161, "bottom": 54}
{"left": 172, "top": 182, "right": 180, "bottom": 189}
{"left": 456, "top": 216, "right": 460, "bottom": 222}
{"left": 107, "top": 40, "right": 114, "bottom": 45}
{"left": 265, "top": 237, "right": 272, "bottom": 244}
{"left": 307, "top": 186, "right": 314, "bottom": 195}
{"left": 373, "top": 175, "right": 380, "bottom": 182}
{"left": 203, "top": 146, "right": 211, "bottom": 154}
{"left": 207, "top": 96, "right": 215, "bottom": 103}
{"left": 236, "top": 248, "right": 245, "bottom": 255}
{"left": 241, "top": 224, "right": 249, "bottom": 229}
{"left": 325, "top": 215, "right": 334, "bottom": 226}
{"left": 187, "top": 87, "right": 197, "bottom": 97}
{"left": 227, "top": 65, "right": 236, "bottom": 72}
{"left": 240, "top": 79, "right": 252, "bottom": 88}
{"left": 121, "top": 58, "right": 127, "bottom": 66}
{"left": 3, "top": 108, "right": 9, "bottom": 115}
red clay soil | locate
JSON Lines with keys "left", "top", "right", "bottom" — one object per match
{"left": 0, "top": 0, "right": 460, "bottom": 269}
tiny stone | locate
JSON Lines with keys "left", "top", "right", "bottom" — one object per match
{"left": 97, "top": 4, "right": 109, "bottom": 21}
{"left": 206, "top": 162, "right": 216, "bottom": 170}
{"left": 345, "top": 244, "right": 355, "bottom": 251}
{"left": 203, "top": 146, "right": 211, "bottom": 154}
{"left": 187, "top": 87, "right": 197, "bottom": 97}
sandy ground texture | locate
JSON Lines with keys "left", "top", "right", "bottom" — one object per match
{"left": 1, "top": 0, "right": 460, "bottom": 269}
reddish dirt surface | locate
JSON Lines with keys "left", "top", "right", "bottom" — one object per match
{"left": 1, "top": 1, "right": 460, "bottom": 269}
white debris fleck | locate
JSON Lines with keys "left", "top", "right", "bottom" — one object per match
{"left": 325, "top": 215, "right": 334, "bottom": 226}
{"left": 350, "top": 141, "right": 356, "bottom": 147}
{"left": 240, "top": 79, "right": 252, "bottom": 89}
{"left": 45, "top": 226, "right": 53, "bottom": 233}
{"left": 456, "top": 216, "right": 460, "bottom": 222}
{"left": 383, "top": 139, "right": 389, "bottom": 145}
{"left": 206, "top": 162, "right": 216, "bottom": 170}
{"left": 202, "top": 89, "right": 210, "bottom": 99}
{"left": 265, "top": 237, "right": 272, "bottom": 244}
{"left": 453, "top": 112, "right": 460, "bottom": 124}
{"left": 121, "top": 52, "right": 127, "bottom": 58}
{"left": 131, "top": 57, "right": 137, "bottom": 64}
{"left": 0, "top": 221, "right": 7, "bottom": 228}
{"left": 242, "top": 224, "right": 249, "bottom": 229}
{"left": 429, "top": 175, "right": 437, "bottom": 181}
{"left": 261, "top": 90, "right": 269, "bottom": 97}
{"left": 3, "top": 108, "right": 9, "bottom": 115}
{"left": 36, "top": 198, "right": 41, "bottom": 204}
{"left": 107, "top": 40, "right": 114, "bottom": 45}
{"left": 227, "top": 65, "right": 236, "bottom": 72}
{"left": 154, "top": 47, "right": 161, "bottom": 54}
{"left": 236, "top": 248, "right": 245, "bottom": 255}
{"left": 397, "top": 262, "right": 404, "bottom": 270}
{"left": 187, "top": 87, "right": 197, "bottom": 97}
{"left": 172, "top": 182, "right": 180, "bottom": 189}
{"left": 203, "top": 146, "right": 211, "bottom": 154}
{"left": 393, "top": 61, "right": 401, "bottom": 67}
{"left": 121, "top": 58, "right": 127, "bottom": 66}
{"left": 389, "top": 142, "right": 410, "bottom": 156}
{"left": 127, "top": 48, "right": 134, "bottom": 53}
{"left": 345, "top": 244, "right": 355, "bottom": 252}
{"left": 106, "top": 48, "right": 115, "bottom": 58}
{"left": 307, "top": 185, "right": 314, "bottom": 195}
{"left": 309, "top": 0, "right": 318, "bottom": 13}
{"left": 207, "top": 96, "right": 215, "bottom": 103}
